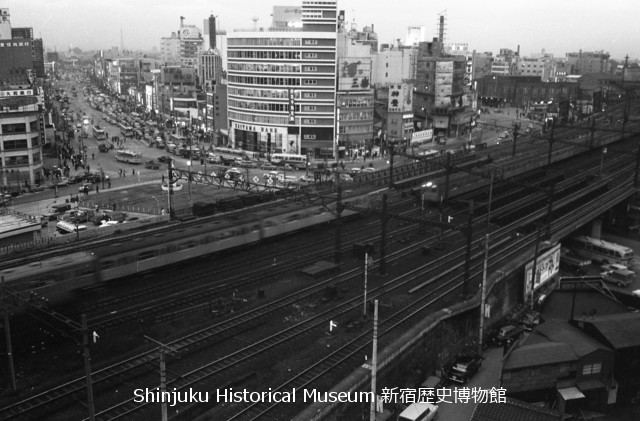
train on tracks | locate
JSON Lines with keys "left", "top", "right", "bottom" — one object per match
{"left": 0, "top": 193, "right": 373, "bottom": 304}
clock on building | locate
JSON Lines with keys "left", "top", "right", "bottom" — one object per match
{"left": 181, "top": 28, "right": 191, "bottom": 38}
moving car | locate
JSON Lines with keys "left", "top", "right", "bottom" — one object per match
{"left": 144, "top": 160, "right": 160, "bottom": 170}
{"left": 445, "top": 355, "right": 482, "bottom": 384}
{"left": 98, "top": 143, "right": 110, "bottom": 152}
{"left": 157, "top": 156, "right": 173, "bottom": 163}
{"left": 78, "top": 183, "right": 93, "bottom": 194}
{"left": 601, "top": 269, "right": 635, "bottom": 287}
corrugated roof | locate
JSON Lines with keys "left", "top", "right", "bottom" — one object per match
{"left": 580, "top": 312, "right": 640, "bottom": 349}
{"left": 471, "top": 397, "right": 561, "bottom": 421}
{"left": 503, "top": 342, "right": 577, "bottom": 370}
{"left": 528, "top": 320, "right": 610, "bottom": 357}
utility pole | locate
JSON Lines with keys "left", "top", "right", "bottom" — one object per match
{"left": 635, "top": 143, "right": 640, "bottom": 189}
{"left": 463, "top": 200, "right": 474, "bottom": 297}
{"left": 334, "top": 185, "right": 343, "bottom": 264}
{"left": 144, "top": 335, "right": 179, "bottom": 421}
{"left": 369, "top": 300, "right": 379, "bottom": 421}
{"left": 547, "top": 119, "right": 555, "bottom": 166}
{"left": 529, "top": 225, "right": 542, "bottom": 309}
{"left": 478, "top": 234, "right": 489, "bottom": 355}
{"left": 511, "top": 122, "right": 520, "bottom": 158}
{"left": 379, "top": 193, "right": 388, "bottom": 275}
{"left": 1, "top": 276, "right": 16, "bottom": 391}
{"left": 82, "top": 314, "right": 96, "bottom": 421}
{"left": 167, "top": 159, "right": 174, "bottom": 220}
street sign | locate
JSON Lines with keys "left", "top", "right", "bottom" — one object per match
{"left": 253, "top": 176, "right": 259, "bottom": 183}
{"left": 92, "top": 331, "right": 100, "bottom": 343}
{"left": 224, "top": 173, "right": 230, "bottom": 180}
{"left": 329, "top": 320, "right": 337, "bottom": 332}
{"left": 267, "top": 178, "right": 273, "bottom": 185}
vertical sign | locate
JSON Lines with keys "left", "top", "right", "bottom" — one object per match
{"left": 288, "top": 88, "right": 296, "bottom": 124}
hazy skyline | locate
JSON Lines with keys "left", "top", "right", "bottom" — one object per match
{"left": 4, "top": 0, "right": 640, "bottom": 60}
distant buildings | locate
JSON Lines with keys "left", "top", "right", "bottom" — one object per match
{"left": 566, "top": 50, "right": 610, "bottom": 74}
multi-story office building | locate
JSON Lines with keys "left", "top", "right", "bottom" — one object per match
{"left": 227, "top": 0, "right": 338, "bottom": 159}
{"left": 178, "top": 24, "right": 203, "bottom": 67}
{"left": 371, "top": 47, "right": 415, "bottom": 87}
{"left": 566, "top": 50, "right": 610, "bottom": 75}
{"left": 197, "top": 50, "right": 223, "bottom": 91}
{"left": 0, "top": 8, "right": 44, "bottom": 189}
{"left": 516, "top": 54, "right": 556, "bottom": 82}
{"left": 0, "top": 87, "right": 44, "bottom": 189}
{"left": 161, "top": 32, "right": 181, "bottom": 64}
{"left": 336, "top": 27, "right": 374, "bottom": 158}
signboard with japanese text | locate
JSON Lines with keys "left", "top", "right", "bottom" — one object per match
{"left": 338, "top": 57, "right": 372, "bottom": 91}
{"left": 524, "top": 244, "right": 561, "bottom": 300}
{"left": 388, "top": 83, "right": 413, "bottom": 113}
{"left": 411, "top": 129, "right": 433, "bottom": 144}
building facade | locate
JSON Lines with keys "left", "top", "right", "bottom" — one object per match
{"left": 0, "top": 88, "right": 44, "bottom": 189}
{"left": 371, "top": 47, "right": 414, "bottom": 87}
{"left": 227, "top": 0, "right": 338, "bottom": 159}
{"left": 566, "top": 50, "right": 610, "bottom": 75}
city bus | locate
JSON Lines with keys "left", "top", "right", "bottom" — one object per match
{"left": 119, "top": 123, "right": 133, "bottom": 138}
{"left": 270, "top": 153, "right": 308, "bottom": 170}
{"left": 570, "top": 236, "right": 633, "bottom": 265}
{"left": 115, "top": 149, "right": 142, "bottom": 164}
{"left": 211, "top": 147, "right": 249, "bottom": 165}
{"left": 92, "top": 125, "right": 106, "bottom": 140}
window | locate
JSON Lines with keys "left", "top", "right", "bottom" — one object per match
{"left": 303, "top": 79, "right": 318, "bottom": 85}
{"left": 303, "top": 119, "right": 317, "bottom": 124}
{"left": 304, "top": 39, "right": 318, "bottom": 45}
{"left": 30, "top": 121, "right": 38, "bottom": 131}
{"left": 304, "top": 106, "right": 317, "bottom": 111}
{"left": 304, "top": 53, "right": 318, "bottom": 59}
{"left": 303, "top": 92, "right": 317, "bottom": 98}
{"left": 386, "top": 63, "right": 388, "bottom": 68}
{"left": 582, "top": 363, "right": 602, "bottom": 375}
{"left": 303, "top": 134, "right": 316, "bottom": 140}
{"left": 3, "top": 139, "right": 28, "bottom": 150}
{"left": 1, "top": 123, "right": 27, "bottom": 134}
{"left": 304, "top": 66, "right": 317, "bottom": 72}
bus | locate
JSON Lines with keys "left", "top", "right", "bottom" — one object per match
{"left": 560, "top": 251, "right": 592, "bottom": 275}
{"left": 115, "top": 149, "right": 142, "bottom": 164}
{"left": 212, "top": 147, "right": 249, "bottom": 165}
{"left": 570, "top": 236, "right": 633, "bottom": 265}
{"left": 119, "top": 123, "right": 133, "bottom": 138}
{"left": 270, "top": 153, "right": 308, "bottom": 170}
{"left": 92, "top": 125, "right": 106, "bottom": 140}
{"left": 169, "top": 133, "right": 187, "bottom": 146}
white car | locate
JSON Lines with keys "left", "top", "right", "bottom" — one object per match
{"left": 632, "top": 289, "right": 640, "bottom": 298}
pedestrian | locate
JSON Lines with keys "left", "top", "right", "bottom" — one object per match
{"left": 92, "top": 153, "right": 95, "bottom": 160}
{"left": 112, "top": 202, "right": 116, "bottom": 211}
{"left": 108, "top": 180, "right": 111, "bottom": 189}
{"left": 162, "top": 174, "right": 165, "bottom": 184}
{"left": 95, "top": 185, "right": 99, "bottom": 194}
{"left": 132, "top": 169, "right": 135, "bottom": 176}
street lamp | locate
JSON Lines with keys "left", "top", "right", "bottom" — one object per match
{"left": 600, "top": 147, "right": 607, "bottom": 177}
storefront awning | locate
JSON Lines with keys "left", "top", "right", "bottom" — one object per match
{"left": 558, "top": 387, "right": 585, "bottom": 401}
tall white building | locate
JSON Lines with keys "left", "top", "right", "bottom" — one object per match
{"left": 226, "top": 0, "right": 338, "bottom": 159}
{"left": 405, "top": 25, "right": 428, "bottom": 47}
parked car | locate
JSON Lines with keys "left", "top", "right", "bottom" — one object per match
{"left": 338, "top": 173, "right": 354, "bottom": 183}
{"left": 144, "top": 160, "right": 160, "bottom": 170}
{"left": 601, "top": 269, "right": 635, "bottom": 287}
{"left": 28, "top": 185, "right": 45, "bottom": 193}
{"left": 157, "top": 156, "right": 173, "bottom": 163}
{"left": 490, "top": 325, "right": 525, "bottom": 346}
{"left": 98, "top": 143, "right": 110, "bottom": 152}
{"left": 362, "top": 167, "right": 376, "bottom": 173}
{"left": 78, "top": 183, "right": 93, "bottom": 194}
{"left": 445, "top": 355, "right": 482, "bottom": 384}
{"left": 225, "top": 167, "right": 244, "bottom": 180}
{"left": 53, "top": 177, "right": 69, "bottom": 187}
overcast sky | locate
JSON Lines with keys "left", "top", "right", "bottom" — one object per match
{"left": 4, "top": 0, "right": 640, "bottom": 60}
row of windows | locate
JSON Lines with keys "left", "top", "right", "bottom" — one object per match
{"left": 228, "top": 76, "right": 301, "bottom": 86}
{"left": 339, "top": 124, "right": 374, "bottom": 134}
{"left": 339, "top": 111, "right": 373, "bottom": 121}
{"left": 228, "top": 63, "right": 303, "bottom": 73}
{"left": 3, "top": 139, "right": 29, "bottom": 150}
{"left": 229, "top": 87, "right": 294, "bottom": 99}
{"left": 339, "top": 98, "right": 374, "bottom": 108}
{"left": 228, "top": 38, "right": 302, "bottom": 47}
{"left": 1, "top": 122, "right": 38, "bottom": 134}
{"left": 229, "top": 111, "right": 291, "bottom": 126}
{"left": 2, "top": 155, "right": 30, "bottom": 166}
{"left": 229, "top": 99, "right": 297, "bottom": 113}
{"left": 228, "top": 50, "right": 302, "bottom": 60}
